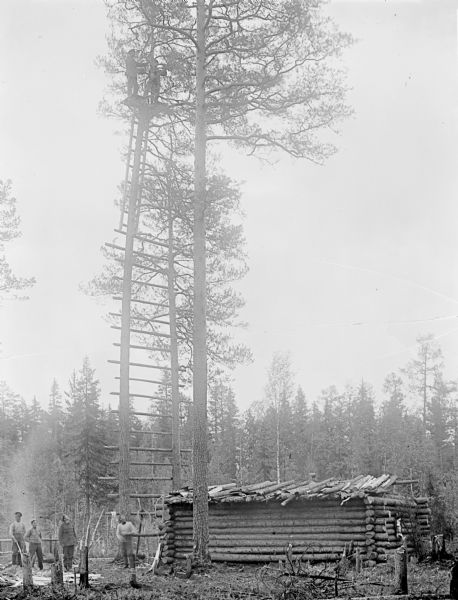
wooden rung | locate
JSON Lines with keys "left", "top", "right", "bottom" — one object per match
{"left": 109, "top": 409, "right": 173, "bottom": 418}
{"left": 109, "top": 461, "right": 173, "bottom": 466}
{"left": 107, "top": 493, "right": 164, "bottom": 499}
{"left": 114, "top": 228, "right": 169, "bottom": 249}
{"left": 105, "top": 242, "right": 169, "bottom": 263}
{"left": 113, "top": 296, "right": 168, "bottom": 309}
{"left": 105, "top": 445, "right": 191, "bottom": 453}
{"left": 111, "top": 429, "right": 172, "bottom": 435}
{"left": 108, "top": 359, "right": 168, "bottom": 369}
{"left": 98, "top": 476, "right": 172, "bottom": 481}
{"left": 112, "top": 275, "right": 168, "bottom": 291}
{"left": 115, "top": 376, "right": 173, "bottom": 386}
{"left": 113, "top": 257, "right": 164, "bottom": 274}
{"left": 110, "top": 392, "right": 172, "bottom": 402}
{"left": 110, "top": 326, "right": 172, "bottom": 343}
{"left": 112, "top": 344, "right": 172, "bottom": 361}
{"left": 109, "top": 313, "right": 171, "bottom": 337}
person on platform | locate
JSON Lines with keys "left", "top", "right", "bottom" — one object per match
{"left": 58, "top": 514, "right": 77, "bottom": 571}
{"left": 146, "top": 54, "right": 167, "bottom": 103}
{"left": 9, "top": 511, "right": 26, "bottom": 567}
{"left": 25, "top": 519, "right": 43, "bottom": 570}
{"left": 116, "top": 514, "right": 137, "bottom": 569}
{"left": 125, "top": 49, "right": 147, "bottom": 97}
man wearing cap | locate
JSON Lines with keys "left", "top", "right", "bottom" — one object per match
{"left": 25, "top": 519, "right": 43, "bottom": 570}
{"left": 58, "top": 514, "right": 77, "bottom": 571}
{"left": 9, "top": 512, "right": 26, "bottom": 566}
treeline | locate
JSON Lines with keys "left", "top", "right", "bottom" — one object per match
{"left": 0, "top": 358, "right": 114, "bottom": 536}
{"left": 1, "top": 334, "right": 457, "bottom": 539}
{"left": 208, "top": 334, "right": 457, "bottom": 537}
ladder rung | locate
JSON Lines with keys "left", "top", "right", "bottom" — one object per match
{"left": 98, "top": 476, "right": 172, "bottom": 481}
{"left": 110, "top": 326, "right": 172, "bottom": 343}
{"left": 112, "top": 276, "right": 168, "bottom": 290}
{"left": 109, "top": 409, "right": 173, "bottom": 418}
{"left": 112, "top": 345, "right": 171, "bottom": 359}
{"left": 105, "top": 445, "right": 191, "bottom": 453}
{"left": 109, "top": 461, "right": 173, "bottom": 467}
{"left": 109, "top": 392, "right": 172, "bottom": 402}
{"left": 113, "top": 296, "right": 169, "bottom": 308}
{"left": 107, "top": 493, "right": 164, "bottom": 499}
{"left": 114, "top": 376, "right": 174, "bottom": 386}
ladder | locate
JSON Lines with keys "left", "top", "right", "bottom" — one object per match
{"left": 104, "top": 101, "right": 187, "bottom": 517}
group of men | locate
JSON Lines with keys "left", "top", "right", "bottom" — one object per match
{"left": 8, "top": 511, "right": 138, "bottom": 572}
{"left": 9, "top": 512, "right": 77, "bottom": 572}
{"left": 125, "top": 49, "right": 167, "bottom": 100}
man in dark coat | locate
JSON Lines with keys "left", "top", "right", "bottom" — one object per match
{"left": 126, "top": 49, "right": 147, "bottom": 96}
{"left": 58, "top": 515, "right": 77, "bottom": 571}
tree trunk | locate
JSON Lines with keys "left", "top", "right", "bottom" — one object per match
{"left": 119, "top": 113, "right": 148, "bottom": 516}
{"left": 79, "top": 546, "right": 89, "bottom": 588}
{"left": 168, "top": 207, "right": 181, "bottom": 490}
{"left": 192, "top": 0, "right": 209, "bottom": 565}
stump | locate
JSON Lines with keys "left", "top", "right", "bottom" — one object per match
{"left": 394, "top": 547, "right": 408, "bottom": 595}
{"left": 51, "top": 546, "right": 63, "bottom": 589}
{"left": 79, "top": 546, "right": 89, "bottom": 588}
{"left": 22, "top": 553, "right": 33, "bottom": 592}
{"left": 450, "top": 560, "right": 458, "bottom": 600}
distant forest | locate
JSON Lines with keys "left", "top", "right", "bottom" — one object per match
{"left": 0, "top": 333, "right": 456, "bottom": 540}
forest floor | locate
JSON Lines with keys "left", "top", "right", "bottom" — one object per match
{"left": 0, "top": 557, "right": 453, "bottom": 600}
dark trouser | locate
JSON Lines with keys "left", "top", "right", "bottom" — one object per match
{"left": 63, "top": 545, "right": 74, "bottom": 570}
{"left": 120, "top": 538, "right": 135, "bottom": 568}
{"left": 127, "top": 76, "right": 138, "bottom": 97}
{"left": 12, "top": 536, "right": 25, "bottom": 566}
{"left": 29, "top": 543, "right": 43, "bottom": 570}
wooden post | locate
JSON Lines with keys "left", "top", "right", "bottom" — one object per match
{"left": 394, "top": 546, "right": 408, "bottom": 595}
{"left": 168, "top": 203, "right": 181, "bottom": 490}
{"left": 192, "top": 0, "right": 209, "bottom": 566}
{"left": 51, "top": 546, "right": 63, "bottom": 590}
{"left": 119, "top": 111, "right": 149, "bottom": 517}
{"left": 355, "top": 547, "right": 361, "bottom": 574}
{"left": 22, "top": 553, "right": 33, "bottom": 592}
{"left": 79, "top": 546, "right": 89, "bottom": 588}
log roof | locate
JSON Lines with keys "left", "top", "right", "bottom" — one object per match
{"left": 166, "top": 474, "right": 417, "bottom": 506}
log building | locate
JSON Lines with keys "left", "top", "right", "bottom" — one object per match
{"left": 164, "top": 474, "right": 430, "bottom": 565}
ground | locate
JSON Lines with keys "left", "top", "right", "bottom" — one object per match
{"left": 0, "top": 558, "right": 453, "bottom": 599}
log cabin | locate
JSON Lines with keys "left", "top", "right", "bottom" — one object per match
{"left": 164, "top": 474, "right": 430, "bottom": 565}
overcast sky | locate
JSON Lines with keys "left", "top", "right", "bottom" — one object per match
{"left": 1, "top": 0, "right": 457, "bottom": 412}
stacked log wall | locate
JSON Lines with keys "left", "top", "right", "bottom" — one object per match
{"left": 367, "top": 495, "right": 431, "bottom": 563}
{"left": 165, "top": 498, "right": 369, "bottom": 563}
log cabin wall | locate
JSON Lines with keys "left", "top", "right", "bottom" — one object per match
{"left": 164, "top": 475, "right": 431, "bottom": 564}
{"left": 167, "top": 498, "right": 368, "bottom": 562}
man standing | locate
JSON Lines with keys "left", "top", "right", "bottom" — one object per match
{"left": 116, "top": 514, "right": 137, "bottom": 569}
{"left": 125, "top": 50, "right": 147, "bottom": 97}
{"left": 9, "top": 511, "right": 26, "bottom": 567}
{"left": 58, "top": 514, "right": 77, "bottom": 571}
{"left": 25, "top": 519, "right": 43, "bottom": 570}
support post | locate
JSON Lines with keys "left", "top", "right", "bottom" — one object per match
{"left": 168, "top": 201, "right": 181, "bottom": 490}
{"left": 51, "top": 546, "right": 64, "bottom": 590}
{"left": 192, "top": 0, "right": 209, "bottom": 565}
{"left": 119, "top": 111, "right": 149, "bottom": 517}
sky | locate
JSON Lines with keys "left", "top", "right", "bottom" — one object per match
{"left": 1, "top": 0, "right": 458, "bottom": 413}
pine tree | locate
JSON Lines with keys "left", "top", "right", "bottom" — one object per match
{"left": 64, "top": 358, "right": 108, "bottom": 516}
{"left": 0, "top": 180, "right": 35, "bottom": 302}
